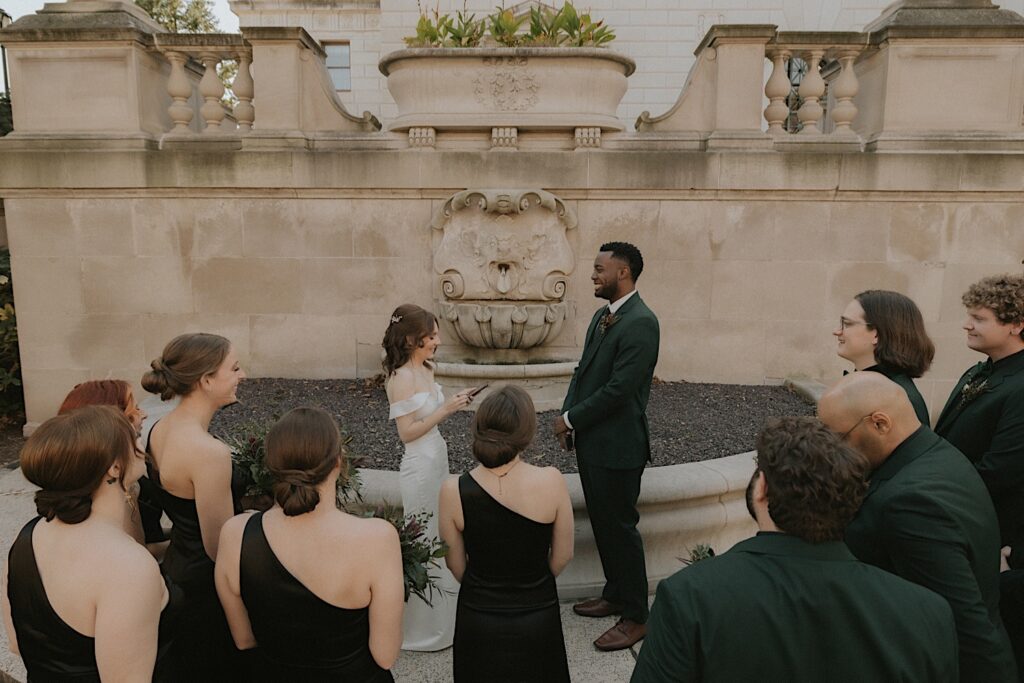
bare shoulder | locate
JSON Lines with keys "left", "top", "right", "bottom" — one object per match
{"left": 386, "top": 367, "right": 416, "bottom": 402}
{"left": 101, "top": 536, "right": 163, "bottom": 595}
{"left": 440, "top": 475, "right": 459, "bottom": 497}
{"left": 538, "top": 465, "right": 568, "bottom": 488}
{"left": 219, "top": 511, "right": 257, "bottom": 544}
{"left": 348, "top": 515, "right": 400, "bottom": 551}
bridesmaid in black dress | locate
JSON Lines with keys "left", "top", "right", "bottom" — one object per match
{"left": 141, "top": 332, "right": 248, "bottom": 680}
{"left": 834, "top": 289, "right": 935, "bottom": 425}
{"left": 2, "top": 406, "right": 182, "bottom": 682}
{"left": 215, "top": 407, "right": 404, "bottom": 681}
{"left": 439, "top": 385, "right": 575, "bottom": 683}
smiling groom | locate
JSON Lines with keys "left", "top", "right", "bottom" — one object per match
{"left": 553, "top": 241, "right": 660, "bottom": 651}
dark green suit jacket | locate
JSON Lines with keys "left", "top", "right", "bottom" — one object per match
{"left": 562, "top": 293, "right": 659, "bottom": 470}
{"left": 845, "top": 427, "right": 1017, "bottom": 683}
{"left": 631, "top": 533, "right": 958, "bottom": 683}
{"left": 935, "top": 349, "right": 1024, "bottom": 550}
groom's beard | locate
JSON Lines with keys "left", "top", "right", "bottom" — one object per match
{"left": 745, "top": 470, "right": 759, "bottom": 522}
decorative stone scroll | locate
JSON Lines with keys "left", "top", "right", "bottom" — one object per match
{"left": 431, "top": 189, "right": 577, "bottom": 349}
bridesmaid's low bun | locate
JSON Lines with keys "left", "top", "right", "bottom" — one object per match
{"left": 142, "top": 333, "right": 231, "bottom": 400}
{"left": 34, "top": 488, "right": 94, "bottom": 524}
{"left": 265, "top": 408, "right": 346, "bottom": 517}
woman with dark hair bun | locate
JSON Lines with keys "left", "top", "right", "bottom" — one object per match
{"left": 381, "top": 303, "right": 475, "bottom": 650}
{"left": 142, "top": 332, "right": 249, "bottom": 679}
{"left": 215, "top": 408, "right": 403, "bottom": 682}
{"left": 834, "top": 290, "right": 934, "bottom": 425}
{"left": 439, "top": 385, "right": 574, "bottom": 682}
{"left": 1, "top": 406, "right": 183, "bottom": 682}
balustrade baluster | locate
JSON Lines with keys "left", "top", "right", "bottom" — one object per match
{"left": 764, "top": 49, "right": 791, "bottom": 134}
{"left": 797, "top": 49, "right": 825, "bottom": 135}
{"left": 233, "top": 53, "right": 255, "bottom": 132}
{"left": 831, "top": 49, "right": 860, "bottom": 136}
{"left": 166, "top": 51, "right": 194, "bottom": 133}
{"left": 198, "top": 52, "right": 226, "bottom": 133}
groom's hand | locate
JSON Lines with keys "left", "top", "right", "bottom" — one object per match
{"left": 553, "top": 415, "right": 573, "bottom": 451}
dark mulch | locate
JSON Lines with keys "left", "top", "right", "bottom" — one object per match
{"left": 210, "top": 378, "right": 815, "bottom": 474}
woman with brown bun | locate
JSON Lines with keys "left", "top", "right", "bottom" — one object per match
{"left": 439, "top": 385, "right": 574, "bottom": 682}
{"left": 382, "top": 303, "right": 475, "bottom": 651}
{"left": 141, "top": 332, "right": 248, "bottom": 680}
{"left": 58, "top": 379, "right": 165, "bottom": 548}
{"left": 1, "top": 406, "right": 182, "bottom": 682}
{"left": 834, "top": 289, "right": 934, "bottom": 425}
{"left": 215, "top": 408, "right": 404, "bottom": 681}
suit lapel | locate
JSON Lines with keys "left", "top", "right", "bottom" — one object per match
{"left": 935, "top": 364, "right": 981, "bottom": 432}
{"left": 576, "top": 295, "right": 643, "bottom": 377}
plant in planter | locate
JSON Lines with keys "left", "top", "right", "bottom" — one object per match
{"left": 224, "top": 419, "right": 449, "bottom": 605}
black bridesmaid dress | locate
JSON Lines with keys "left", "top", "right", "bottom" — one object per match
{"left": 6, "top": 517, "right": 184, "bottom": 683}
{"left": 238, "top": 512, "right": 395, "bottom": 682}
{"left": 145, "top": 456, "right": 249, "bottom": 681}
{"left": 453, "top": 473, "right": 570, "bottom": 683}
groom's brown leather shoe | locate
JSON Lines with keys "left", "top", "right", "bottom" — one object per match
{"left": 594, "top": 618, "right": 646, "bottom": 651}
{"left": 572, "top": 597, "right": 622, "bottom": 618}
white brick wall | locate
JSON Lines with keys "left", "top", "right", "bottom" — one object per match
{"left": 232, "top": 0, "right": 1024, "bottom": 127}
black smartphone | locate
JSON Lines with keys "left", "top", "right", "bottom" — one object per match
{"left": 565, "top": 432, "right": 574, "bottom": 451}
{"left": 468, "top": 384, "right": 490, "bottom": 397}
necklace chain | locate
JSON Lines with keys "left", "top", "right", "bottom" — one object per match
{"left": 488, "top": 457, "right": 521, "bottom": 494}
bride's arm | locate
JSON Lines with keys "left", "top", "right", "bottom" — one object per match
{"left": 438, "top": 477, "right": 466, "bottom": 582}
{"left": 388, "top": 372, "right": 472, "bottom": 443}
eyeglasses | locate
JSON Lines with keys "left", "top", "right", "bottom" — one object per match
{"left": 839, "top": 414, "right": 874, "bottom": 441}
{"left": 839, "top": 317, "right": 871, "bottom": 330}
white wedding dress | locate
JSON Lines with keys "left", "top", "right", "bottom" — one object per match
{"left": 389, "top": 382, "right": 460, "bottom": 651}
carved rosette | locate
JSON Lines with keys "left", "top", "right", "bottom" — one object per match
{"left": 431, "top": 189, "right": 577, "bottom": 350}
{"left": 473, "top": 56, "right": 539, "bottom": 112}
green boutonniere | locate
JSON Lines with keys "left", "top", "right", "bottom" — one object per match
{"left": 957, "top": 365, "right": 991, "bottom": 409}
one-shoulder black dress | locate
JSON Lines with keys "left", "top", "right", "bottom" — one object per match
{"left": 239, "top": 512, "right": 395, "bottom": 682}
{"left": 6, "top": 516, "right": 184, "bottom": 683}
{"left": 145, "top": 453, "right": 248, "bottom": 681}
{"left": 453, "top": 473, "right": 570, "bottom": 683}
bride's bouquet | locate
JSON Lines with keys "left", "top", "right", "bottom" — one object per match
{"left": 224, "top": 419, "right": 448, "bottom": 604}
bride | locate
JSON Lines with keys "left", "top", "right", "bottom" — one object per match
{"left": 382, "top": 304, "right": 475, "bottom": 651}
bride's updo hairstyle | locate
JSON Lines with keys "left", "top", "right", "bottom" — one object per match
{"left": 382, "top": 304, "right": 438, "bottom": 376}
{"left": 142, "top": 332, "right": 231, "bottom": 400}
{"left": 264, "top": 407, "right": 347, "bottom": 516}
{"left": 471, "top": 386, "right": 536, "bottom": 468}
{"left": 21, "top": 405, "right": 138, "bottom": 524}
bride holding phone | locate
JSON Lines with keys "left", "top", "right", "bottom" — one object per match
{"left": 381, "top": 304, "right": 482, "bottom": 651}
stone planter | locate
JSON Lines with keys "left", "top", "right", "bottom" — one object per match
{"left": 378, "top": 47, "right": 636, "bottom": 134}
{"left": 358, "top": 451, "right": 758, "bottom": 599}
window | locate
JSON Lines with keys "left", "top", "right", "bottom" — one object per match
{"left": 324, "top": 43, "right": 351, "bottom": 92}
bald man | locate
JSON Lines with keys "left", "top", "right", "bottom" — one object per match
{"left": 819, "top": 373, "right": 1016, "bottom": 683}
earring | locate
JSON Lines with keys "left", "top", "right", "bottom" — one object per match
{"left": 125, "top": 488, "right": 138, "bottom": 518}
{"left": 106, "top": 476, "right": 116, "bottom": 485}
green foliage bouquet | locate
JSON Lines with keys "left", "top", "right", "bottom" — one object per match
{"left": 225, "top": 419, "right": 448, "bottom": 604}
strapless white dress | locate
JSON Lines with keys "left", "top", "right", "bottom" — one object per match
{"left": 389, "top": 383, "right": 460, "bottom": 651}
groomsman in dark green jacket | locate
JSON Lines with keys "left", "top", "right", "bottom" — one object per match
{"left": 819, "top": 372, "right": 1017, "bottom": 683}
{"left": 553, "top": 242, "right": 659, "bottom": 651}
{"left": 935, "top": 274, "right": 1024, "bottom": 553}
{"left": 631, "top": 417, "right": 957, "bottom": 683}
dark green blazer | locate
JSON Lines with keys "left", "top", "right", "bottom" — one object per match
{"left": 562, "top": 293, "right": 659, "bottom": 470}
{"left": 935, "top": 349, "right": 1024, "bottom": 550}
{"left": 631, "top": 533, "right": 958, "bottom": 683}
{"left": 845, "top": 427, "right": 1017, "bottom": 683}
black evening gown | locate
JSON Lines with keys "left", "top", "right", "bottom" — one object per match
{"left": 145, "top": 451, "right": 249, "bottom": 681}
{"left": 453, "top": 473, "right": 570, "bottom": 683}
{"left": 239, "top": 512, "right": 395, "bottom": 682}
{"left": 6, "top": 516, "right": 184, "bottom": 683}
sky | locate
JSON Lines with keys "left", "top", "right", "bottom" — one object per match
{"left": 1, "top": 0, "right": 239, "bottom": 91}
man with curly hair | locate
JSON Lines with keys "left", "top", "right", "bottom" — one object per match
{"left": 820, "top": 372, "right": 1016, "bottom": 683}
{"left": 631, "top": 416, "right": 957, "bottom": 683}
{"left": 935, "top": 274, "right": 1024, "bottom": 551}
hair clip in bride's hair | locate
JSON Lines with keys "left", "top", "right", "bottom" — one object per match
{"left": 390, "top": 314, "right": 403, "bottom": 325}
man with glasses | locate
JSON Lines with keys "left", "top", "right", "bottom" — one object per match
{"left": 818, "top": 372, "right": 1016, "bottom": 683}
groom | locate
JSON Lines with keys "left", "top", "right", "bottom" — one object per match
{"left": 554, "top": 241, "right": 660, "bottom": 651}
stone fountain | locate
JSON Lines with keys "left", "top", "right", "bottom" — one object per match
{"left": 430, "top": 188, "right": 579, "bottom": 411}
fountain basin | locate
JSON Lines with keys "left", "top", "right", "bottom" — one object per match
{"left": 358, "top": 450, "right": 758, "bottom": 598}
{"left": 434, "top": 360, "right": 577, "bottom": 412}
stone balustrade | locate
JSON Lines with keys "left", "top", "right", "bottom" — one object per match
{"left": 153, "top": 34, "right": 253, "bottom": 135}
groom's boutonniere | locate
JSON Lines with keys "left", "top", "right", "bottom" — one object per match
{"left": 957, "top": 364, "right": 991, "bottom": 409}
{"left": 598, "top": 312, "right": 619, "bottom": 334}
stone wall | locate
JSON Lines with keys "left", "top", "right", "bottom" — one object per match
{"left": 3, "top": 147, "right": 1022, "bottom": 428}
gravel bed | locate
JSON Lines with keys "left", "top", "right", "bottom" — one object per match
{"left": 209, "top": 378, "right": 815, "bottom": 474}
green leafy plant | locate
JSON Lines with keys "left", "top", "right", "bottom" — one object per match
{"left": 489, "top": 7, "right": 526, "bottom": 47}
{"left": 447, "top": 10, "right": 485, "bottom": 47}
{"left": 556, "top": 2, "right": 615, "bottom": 47}
{"left": 0, "top": 249, "right": 23, "bottom": 421}
{"left": 225, "top": 419, "right": 450, "bottom": 604}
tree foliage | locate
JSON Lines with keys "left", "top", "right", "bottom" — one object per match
{"left": 0, "top": 94, "right": 12, "bottom": 137}
{"left": 135, "top": 0, "right": 218, "bottom": 34}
